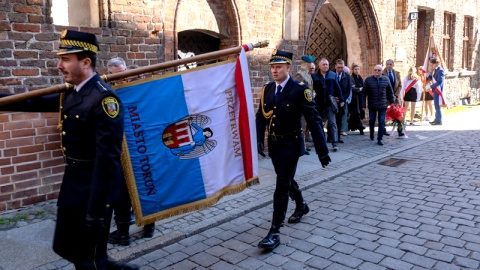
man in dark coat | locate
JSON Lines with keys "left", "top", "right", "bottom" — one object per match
{"left": 334, "top": 59, "right": 351, "bottom": 142}
{"left": 312, "top": 58, "right": 344, "bottom": 151}
{"left": 256, "top": 50, "right": 331, "bottom": 251}
{"left": 0, "top": 30, "right": 138, "bottom": 270}
{"left": 363, "top": 64, "right": 396, "bottom": 145}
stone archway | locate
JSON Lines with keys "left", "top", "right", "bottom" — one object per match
{"left": 306, "top": 0, "right": 382, "bottom": 74}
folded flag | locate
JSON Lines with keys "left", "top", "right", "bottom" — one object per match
{"left": 115, "top": 48, "right": 258, "bottom": 225}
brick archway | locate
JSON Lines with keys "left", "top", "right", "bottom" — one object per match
{"left": 305, "top": 0, "right": 382, "bottom": 74}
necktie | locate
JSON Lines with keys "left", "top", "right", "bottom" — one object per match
{"left": 389, "top": 71, "right": 394, "bottom": 86}
{"left": 337, "top": 74, "right": 341, "bottom": 82}
{"left": 275, "top": 85, "right": 282, "bottom": 102}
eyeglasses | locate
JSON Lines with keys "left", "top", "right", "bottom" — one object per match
{"left": 373, "top": 69, "right": 382, "bottom": 71}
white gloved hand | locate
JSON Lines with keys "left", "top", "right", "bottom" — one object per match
{"left": 426, "top": 85, "right": 431, "bottom": 90}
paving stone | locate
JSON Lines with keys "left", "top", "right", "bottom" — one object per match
{"left": 425, "top": 249, "right": 455, "bottom": 263}
{"left": 375, "top": 245, "right": 406, "bottom": 259}
{"left": 402, "top": 252, "right": 436, "bottom": 268}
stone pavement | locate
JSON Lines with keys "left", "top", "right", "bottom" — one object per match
{"left": 1, "top": 106, "right": 479, "bottom": 270}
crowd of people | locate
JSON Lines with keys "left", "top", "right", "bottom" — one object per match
{"left": 293, "top": 55, "right": 445, "bottom": 148}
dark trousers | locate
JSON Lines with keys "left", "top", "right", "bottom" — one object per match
{"left": 433, "top": 92, "right": 443, "bottom": 123}
{"left": 336, "top": 105, "right": 347, "bottom": 138}
{"left": 271, "top": 156, "right": 303, "bottom": 227}
{"left": 53, "top": 207, "right": 112, "bottom": 267}
{"left": 113, "top": 179, "right": 132, "bottom": 223}
{"left": 369, "top": 108, "right": 386, "bottom": 141}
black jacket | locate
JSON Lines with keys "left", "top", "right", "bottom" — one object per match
{"left": 312, "top": 70, "right": 344, "bottom": 111}
{"left": 256, "top": 77, "right": 329, "bottom": 159}
{"left": 0, "top": 73, "right": 124, "bottom": 215}
{"left": 349, "top": 74, "right": 365, "bottom": 114}
{"left": 363, "top": 75, "right": 395, "bottom": 110}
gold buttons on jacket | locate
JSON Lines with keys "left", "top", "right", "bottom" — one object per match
{"left": 62, "top": 131, "right": 66, "bottom": 135}
{"left": 287, "top": 104, "right": 290, "bottom": 106}
{"left": 62, "top": 147, "right": 66, "bottom": 151}
{"left": 272, "top": 124, "right": 275, "bottom": 126}
{"left": 64, "top": 115, "right": 67, "bottom": 119}
{"left": 273, "top": 115, "right": 276, "bottom": 118}
{"left": 75, "top": 115, "right": 79, "bottom": 119}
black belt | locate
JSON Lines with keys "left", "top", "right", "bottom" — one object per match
{"left": 269, "top": 131, "right": 301, "bottom": 142}
{"left": 64, "top": 156, "right": 94, "bottom": 166}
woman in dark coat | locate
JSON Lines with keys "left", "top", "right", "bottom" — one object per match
{"left": 348, "top": 64, "right": 366, "bottom": 134}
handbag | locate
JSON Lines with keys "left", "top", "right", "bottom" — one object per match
{"left": 328, "top": 94, "right": 339, "bottom": 114}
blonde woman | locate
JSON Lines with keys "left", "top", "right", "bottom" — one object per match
{"left": 418, "top": 66, "right": 434, "bottom": 121}
{"left": 401, "top": 66, "right": 421, "bottom": 125}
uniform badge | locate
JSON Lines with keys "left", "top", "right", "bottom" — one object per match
{"left": 60, "top": 29, "right": 67, "bottom": 38}
{"left": 102, "top": 97, "right": 120, "bottom": 118}
{"left": 304, "top": 89, "right": 313, "bottom": 102}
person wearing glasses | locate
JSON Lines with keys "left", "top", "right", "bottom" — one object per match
{"left": 363, "top": 64, "right": 395, "bottom": 145}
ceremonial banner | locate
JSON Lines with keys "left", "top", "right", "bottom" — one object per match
{"left": 115, "top": 49, "right": 258, "bottom": 225}
{"left": 421, "top": 26, "right": 446, "bottom": 105}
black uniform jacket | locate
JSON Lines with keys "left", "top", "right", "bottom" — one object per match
{"left": 0, "top": 73, "right": 124, "bottom": 217}
{"left": 256, "top": 77, "right": 329, "bottom": 160}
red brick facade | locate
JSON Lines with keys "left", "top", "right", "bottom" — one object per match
{"left": 0, "top": 0, "right": 479, "bottom": 210}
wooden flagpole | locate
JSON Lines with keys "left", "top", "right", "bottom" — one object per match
{"left": 0, "top": 41, "right": 269, "bottom": 106}
{"left": 420, "top": 23, "right": 434, "bottom": 122}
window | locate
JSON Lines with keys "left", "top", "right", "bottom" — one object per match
{"left": 462, "top": 16, "right": 473, "bottom": 70}
{"left": 51, "top": 0, "right": 99, "bottom": 27}
{"left": 443, "top": 13, "right": 454, "bottom": 71}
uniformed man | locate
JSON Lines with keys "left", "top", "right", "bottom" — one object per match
{"left": 256, "top": 50, "right": 331, "bottom": 251}
{"left": 0, "top": 30, "right": 138, "bottom": 270}
{"left": 293, "top": 55, "right": 315, "bottom": 155}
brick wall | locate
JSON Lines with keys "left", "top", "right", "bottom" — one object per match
{"left": 0, "top": 0, "right": 479, "bottom": 210}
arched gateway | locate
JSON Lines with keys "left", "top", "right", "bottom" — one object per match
{"left": 306, "top": 0, "right": 382, "bottom": 73}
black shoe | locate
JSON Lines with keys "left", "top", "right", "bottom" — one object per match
{"left": 338, "top": 139, "right": 344, "bottom": 143}
{"left": 108, "top": 230, "right": 130, "bottom": 246}
{"left": 359, "top": 129, "right": 364, "bottom": 135}
{"left": 304, "top": 151, "right": 310, "bottom": 155}
{"left": 377, "top": 140, "right": 384, "bottom": 145}
{"left": 327, "top": 139, "right": 332, "bottom": 143}
{"left": 143, "top": 223, "right": 155, "bottom": 238}
{"left": 370, "top": 135, "right": 374, "bottom": 141}
{"left": 106, "top": 257, "right": 139, "bottom": 270}
{"left": 383, "top": 128, "right": 390, "bottom": 136}
{"left": 258, "top": 230, "right": 280, "bottom": 250}
{"left": 430, "top": 122, "right": 442, "bottom": 125}
{"left": 429, "top": 121, "right": 437, "bottom": 124}
{"left": 306, "top": 148, "right": 311, "bottom": 151}
{"left": 288, "top": 203, "right": 310, "bottom": 224}
{"left": 399, "top": 132, "right": 405, "bottom": 137}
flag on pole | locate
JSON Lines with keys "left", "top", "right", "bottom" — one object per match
{"left": 115, "top": 48, "right": 259, "bottom": 225}
{"left": 421, "top": 26, "right": 446, "bottom": 105}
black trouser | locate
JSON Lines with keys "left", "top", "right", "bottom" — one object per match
{"left": 113, "top": 178, "right": 132, "bottom": 223}
{"left": 271, "top": 158, "right": 304, "bottom": 228}
{"left": 53, "top": 207, "right": 112, "bottom": 268}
